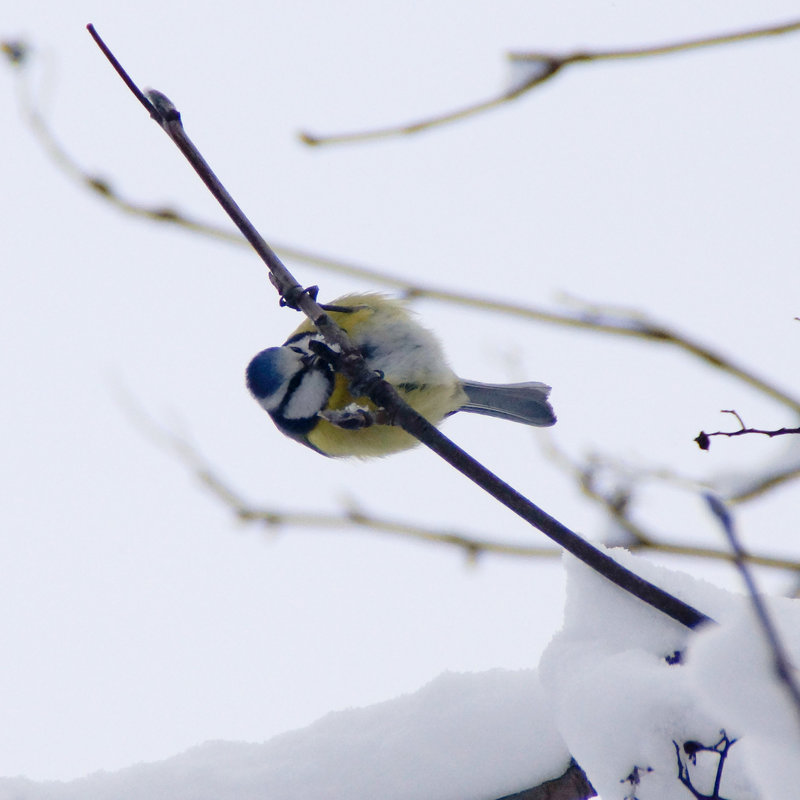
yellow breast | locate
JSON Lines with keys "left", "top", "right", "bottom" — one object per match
{"left": 293, "top": 293, "right": 466, "bottom": 457}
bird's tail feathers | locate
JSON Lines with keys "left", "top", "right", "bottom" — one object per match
{"left": 459, "top": 380, "right": 556, "bottom": 427}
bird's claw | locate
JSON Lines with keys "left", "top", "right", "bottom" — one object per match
{"left": 320, "top": 406, "right": 375, "bottom": 430}
{"left": 279, "top": 284, "right": 319, "bottom": 310}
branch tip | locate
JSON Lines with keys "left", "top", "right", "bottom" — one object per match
{"left": 86, "top": 23, "right": 157, "bottom": 118}
{"left": 695, "top": 432, "right": 711, "bottom": 451}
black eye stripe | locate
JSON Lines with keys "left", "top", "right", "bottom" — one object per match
{"left": 277, "top": 366, "right": 312, "bottom": 416}
{"left": 274, "top": 361, "right": 335, "bottom": 420}
{"left": 283, "top": 331, "right": 317, "bottom": 348}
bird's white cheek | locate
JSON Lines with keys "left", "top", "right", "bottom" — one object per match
{"left": 283, "top": 370, "right": 332, "bottom": 420}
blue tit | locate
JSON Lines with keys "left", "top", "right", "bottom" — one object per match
{"left": 246, "top": 293, "right": 556, "bottom": 457}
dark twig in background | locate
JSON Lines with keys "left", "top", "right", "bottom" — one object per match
{"left": 298, "top": 18, "right": 800, "bottom": 146}
{"left": 705, "top": 495, "right": 800, "bottom": 731}
{"left": 695, "top": 409, "right": 800, "bottom": 450}
{"left": 87, "top": 24, "right": 711, "bottom": 632}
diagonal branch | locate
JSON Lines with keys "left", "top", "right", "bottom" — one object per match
{"left": 299, "top": 18, "right": 800, "bottom": 145}
{"left": 87, "top": 24, "right": 712, "bottom": 631}
{"left": 705, "top": 495, "right": 800, "bottom": 731}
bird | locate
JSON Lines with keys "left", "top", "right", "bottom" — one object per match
{"left": 246, "top": 292, "right": 556, "bottom": 457}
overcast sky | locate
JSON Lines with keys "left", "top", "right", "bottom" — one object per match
{"left": 3, "top": 0, "right": 800, "bottom": 781}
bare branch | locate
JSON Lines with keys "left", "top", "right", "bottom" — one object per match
{"left": 673, "top": 731, "right": 736, "bottom": 800}
{"left": 696, "top": 410, "right": 800, "bottom": 450}
{"left": 705, "top": 495, "right": 800, "bottom": 731}
{"left": 120, "top": 395, "right": 560, "bottom": 562}
{"left": 299, "top": 59, "right": 560, "bottom": 147}
{"left": 299, "top": 18, "right": 800, "bottom": 146}
{"left": 725, "top": 459, "right": 800, "bottom": 504}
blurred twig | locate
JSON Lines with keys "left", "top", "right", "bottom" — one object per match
{"left": 7, "top": 46, "right": 800, "bottom": 419}
{"left": 119, "top": 384, "right": 800, "bottom": 573}
{"left": 726, "top": 459, "right": 800, "bottom": 504}
{"left": 705, "top": 495, "right": 800, "bottom": 730}
{"left": 545, "top": 441, "right": 800, "bottom": 573}
{"left": 115, "top": 387, "right": 559, "bottom": 562}
{"left": 298, "top": 18, "right": 800, "bottom": 146}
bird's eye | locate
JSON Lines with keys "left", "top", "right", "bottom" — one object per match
{"left": 289, "top": 346, "right": 306, "bottom": 355}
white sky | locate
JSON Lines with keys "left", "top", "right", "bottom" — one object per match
{"left": 3, "top": 0, "right": 800, "bottom": 782}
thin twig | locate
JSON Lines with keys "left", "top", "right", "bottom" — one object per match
{"left": 299, "top": 18, "right": 800, "bottom": 145}
{"left": 124, "top": 403, "right": 560, "bottom": 561}
{"left": 705, "top": 495, "right": 800, "bottom": 732}
{"left": 299, "top": 60, "right": 560, "bottom": 146}
{"left": 726, "top": 460, "right": 800, "bottom": 504}
{"left": 88, "top": 24, "right": 712, "bottom": 631}
{"left": 114, "top": 384, "right": 560, "bottom": 561}
{"left": 674, "top": 731, "right": 736, "bottom": 800}
{"left": 696, "top": 409, "right": 800, "bottom": 450}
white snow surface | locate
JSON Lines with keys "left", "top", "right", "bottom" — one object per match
{"left": 0, "top": 669, "right": 568, "bottom": 800}
{"left": 689, "top": 596, "right": 800, "bottom": 800}
{"left": 539, "top": 548, "right": 800, "bottom": 800}
{"left": 4, "top": 546, "right": 800, "bottom": 800}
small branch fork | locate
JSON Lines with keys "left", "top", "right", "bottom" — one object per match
{"left": 695, "top": 409, "right": 800, "bottom": 450}
{"left": 673, "top": 731, "right": 737, "bottom": 800}
{"left": 86, "top": 24, "right": 711, "bottom": 632}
